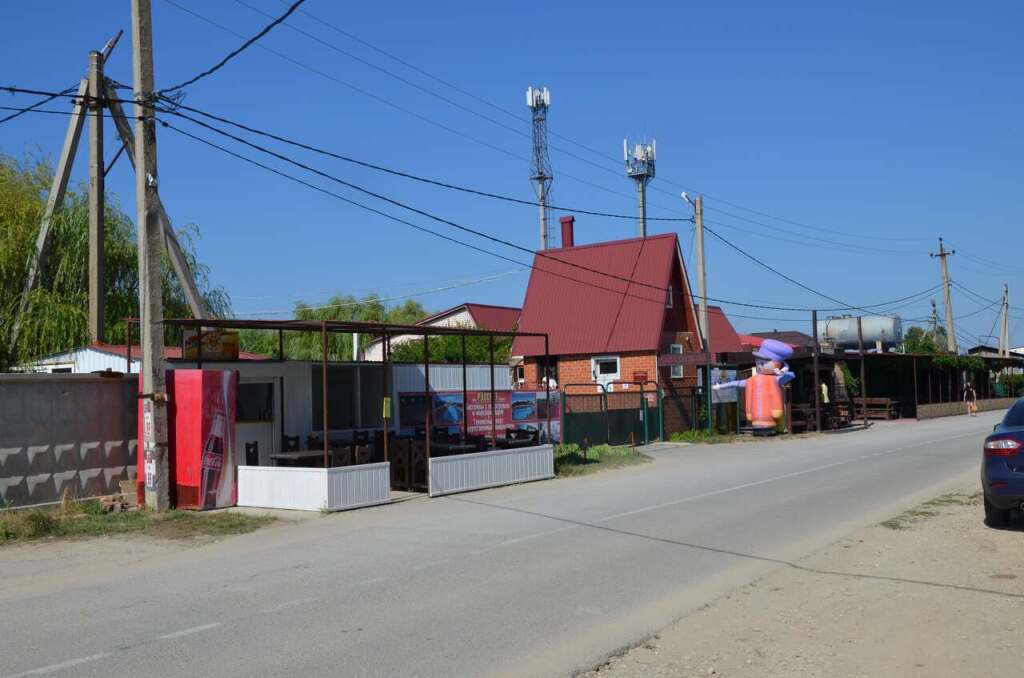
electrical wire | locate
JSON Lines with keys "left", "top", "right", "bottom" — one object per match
{"left": 158, "top": 107, "right": 946, "bottom": 314}
{"left": 158, "top": 117, "right": 938, "bottom": 315}
{"left": 159, "top": 0, "right": 307, "bottom": 94}
{"left": 0, "top": 84, "right": 79, "bottom": 125}
{"left": 158, "top": 0, "right": 649, "bottom": 208}
{"left": 704, "top": 217, "right": 918, "bottom": 257}
{"left": 153, "top": 96, "right": 691, "bottom": 222}
{"left": 0, "top": 83, "right": 949, "bottom": 319}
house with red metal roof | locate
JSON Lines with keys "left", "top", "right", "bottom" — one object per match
{"left": 511, "top": 218, "right": 719, "bottom": 395}
{"left": 362, "top": 302, "right": 520, "bottom": 361}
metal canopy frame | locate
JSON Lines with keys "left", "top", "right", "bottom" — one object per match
{"left": 131, "top": 317, "right": 552, "bottom": 489}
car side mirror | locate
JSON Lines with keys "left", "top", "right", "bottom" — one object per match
{"left": 994, "top": 424, "right": 1000, "bottom": 432}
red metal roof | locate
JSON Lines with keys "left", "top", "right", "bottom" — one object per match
{"left": 88, "top": 343, "right": 267, "bottom": 361}
{"left": 463, "top": 303, "right": 520, "bottom": 332}
{"left": 513, "top": 233, "right": 693, "bottom": 357}
{"left": 707, "top": 306, "right": 745, "bottom": 355}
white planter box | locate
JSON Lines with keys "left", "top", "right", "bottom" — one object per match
{"left": 428, "top": 445, "right": 554, "bottom": 497}
{"left": 237, "top": 463, "right": 390, "bottom": 512}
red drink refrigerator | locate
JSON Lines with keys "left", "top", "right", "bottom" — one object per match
{"left": 137, "top": 369, "right": 238, "bottom": 509}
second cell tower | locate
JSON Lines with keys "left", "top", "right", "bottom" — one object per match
{"left": 527, "top": 86, "right": 553, "bottom": 249}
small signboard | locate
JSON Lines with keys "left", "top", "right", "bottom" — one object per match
{"left": 183, "top": 329, "right": 240, "bottom": 361}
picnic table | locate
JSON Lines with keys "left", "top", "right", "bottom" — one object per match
{"left": 853, "top": 397, "right": 900, "bottom": 420}
{"left": 269, "top": 450, "right": 328, "bottom": 466}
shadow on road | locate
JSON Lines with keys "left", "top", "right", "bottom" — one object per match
{"left": 448, "top": 496, "right": 1024, "bottom": 601}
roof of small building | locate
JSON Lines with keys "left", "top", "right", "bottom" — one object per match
{"left": 512, "top": 233, "right": 697, "bottom": 357}
{"left": 750, "top": 330, "right": 815, "bottom": 347}
{"left": 708, "top": 306, "right": 744, "bottom": 355}
{"left": 34, "top": 343, "right": 267, "bottom": 363}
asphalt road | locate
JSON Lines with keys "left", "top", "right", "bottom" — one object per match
{"left": 0, "top": 413, "right": 998, "bottom": 678}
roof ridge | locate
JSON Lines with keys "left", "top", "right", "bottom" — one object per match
{"left": 540, "top": 232, "right": 676, "bottom": 255}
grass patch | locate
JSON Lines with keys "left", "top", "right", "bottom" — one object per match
{"left": 880, "top": 491, "right": 982, "bottom": 530}
{"left": 0, "top": 499, "right": 275, "bottom": 546}
{"left": 669, "top": 430, "right": 738, "bottom": 444}
{"left": 554, "top": 444, "right": 650, "bottom": 477}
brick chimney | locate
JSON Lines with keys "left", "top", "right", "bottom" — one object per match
{"left": 559, "top": 215, "right": 575, "bottom": 248}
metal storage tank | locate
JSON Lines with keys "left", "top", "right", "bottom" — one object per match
{"left": 817, "top": 315, "right": 903, "bottom": 349}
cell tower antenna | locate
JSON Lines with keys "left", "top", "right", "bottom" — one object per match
{"left": 625, "top": 137, "right": 656, "bottom": 236}
{"left": 527, "top": 86, "right": 553, "bottom": 249}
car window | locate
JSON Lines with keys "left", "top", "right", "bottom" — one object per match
{"left": 1003, "top": 401, "right": 1024, "bottom": 427}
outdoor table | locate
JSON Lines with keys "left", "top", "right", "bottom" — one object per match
{"left": 269, "top": 450, "right": 328, "bottom": 467}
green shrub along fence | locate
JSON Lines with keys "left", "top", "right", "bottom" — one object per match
{"left": 561, "top": 382, "right": 662, "bottom": 448}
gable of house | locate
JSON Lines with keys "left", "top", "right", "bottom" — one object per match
{"left": 512, "top": 232, "right": 700, "bottom": 358}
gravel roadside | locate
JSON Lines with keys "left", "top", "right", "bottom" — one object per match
{"left": 583, "top": 489, "right": 1023, "bottom": 677}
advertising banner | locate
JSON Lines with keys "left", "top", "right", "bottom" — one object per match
{"left": 200, "top": 370, "right": 237, "bottom": 509}
{"left": 399, "top": 389, "right": 561, "bottom": 443}
{"left": 183, "top": 329, "right": 240, "bottom": 361}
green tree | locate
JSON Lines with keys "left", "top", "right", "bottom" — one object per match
{"left": 238, "top": 294, "right": 429, "bottom": 360}
{"left": 902, "top": 325, "right": 947, "bottom": 354}
{"left": 0, "top": 153, "right": 229, "bottom": 370}
{"left": 390, "top": 332, "right": 513, "bottom": 364}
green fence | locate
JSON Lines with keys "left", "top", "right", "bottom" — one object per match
{"left": 562, "top": 382, "right": 662, "bottom": 448}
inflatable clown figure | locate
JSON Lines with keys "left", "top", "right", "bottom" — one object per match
{"left": 712, "top": 338, "right": 794, "bottom": 435}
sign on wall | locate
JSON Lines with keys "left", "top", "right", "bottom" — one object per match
{"left": 183, "top": 329, "right": 240, "bottom": 361}
{"left": 398, "top": 389, "right": 561, "bottom": 443}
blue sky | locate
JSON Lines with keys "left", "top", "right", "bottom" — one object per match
{"left": 2, "top": 0, "right": 1022, "bottom": 347}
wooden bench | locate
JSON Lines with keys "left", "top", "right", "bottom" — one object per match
{"left": 853, "top": 397, "right": 899, "bottom": 420}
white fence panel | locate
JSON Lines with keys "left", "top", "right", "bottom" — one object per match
{"left": 326, "top": 462, "right": 391, "bottom": 510}
{"left": 428, "top": 445, "right": 554, "bottom": 497}
{"left": 238, "top": 464, "right": 391, "bottom": 512}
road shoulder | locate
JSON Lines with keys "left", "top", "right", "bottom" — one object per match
{"left": 583, "top": 487, "right": 1023, "bottom": 677}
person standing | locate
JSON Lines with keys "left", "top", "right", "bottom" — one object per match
{"left": 964, "top": 382, "right": 978, "bottom": 417}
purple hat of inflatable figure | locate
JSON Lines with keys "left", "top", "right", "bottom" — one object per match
{"left": 753, "top": 338, "right": 793, "bottom": 363}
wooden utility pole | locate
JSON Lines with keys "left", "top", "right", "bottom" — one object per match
{"left": 87, "top": 50, "right": 106, "bottom": 342}
{"left": 133, "top": 0, "right": 170, "bottom": 511}
{"left": 930, "top": 238, "right": 957, "bottom": 353}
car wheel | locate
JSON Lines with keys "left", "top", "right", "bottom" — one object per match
{"left": 984, "top": 495, "right": 1011, "bottom": 527}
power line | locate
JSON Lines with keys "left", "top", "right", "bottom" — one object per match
{"left": 704, "top": 217, "right": 917, "bottom": 257}
{"left": 158, "top": 0, "right": 649, "bottom": 208}
{"left": 158, "top": 116, "right": 936, "bottom": 315}
{"left": 159, "top": 0, "right": 307, "bottom": 94}
{"left": 157, "top": 105, "right": 943, "bottom": 315}
{"left": 240, "top": 268, "right": 526, "bottom": 317}
{"left": 154, "top": 96, "right": 691, "bottom": 222}
{"left": 0, "top": 84, "right": 78, "bottom": 125}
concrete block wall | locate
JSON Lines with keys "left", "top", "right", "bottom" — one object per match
{"left": 0, "top": 374, "right": 137, "bottom": 507}
{"left": 916, "top": 398, "right": 1015, "bottom": 420}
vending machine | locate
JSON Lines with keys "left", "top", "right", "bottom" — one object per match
{"left": 137, "top": 369, "right": 238, "bottom": 509}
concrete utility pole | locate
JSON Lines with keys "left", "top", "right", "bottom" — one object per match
{"left": 930, "top": 237, "right": 957, "bottom": 353}
{"left": 694, "top": 195, "right": 709, "bottom": 349}
{"left": 133, "top": 0, "right": 170, "bottom": 511}
{"left": 87, "top": 50, "right": 106, "bottom": 343}
{"left": 9, "top": 79, "right": 88, "bottom": 355}
{"left": 1000, "top": 284, "right": 1010, "bottom": 357}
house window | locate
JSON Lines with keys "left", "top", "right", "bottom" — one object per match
{"left": 666, "top": 283, "right": 674, "bottom": 308}
{"left": 514, "top": 365, "right": 525, "bottom": 383}
{"left": 591, "top": 356, "right": 620, "bottom": 383}
{"left": 670, "top": 343, "right": 684, "bottom": 379}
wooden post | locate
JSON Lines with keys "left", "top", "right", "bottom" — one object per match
{"left": 544, "top": 334, "right": 552, "bottom": 444}
{"left": 88, "top": 51, "right": 106, "bottom": 343}
{"left": 277, "top": 328, "right": 284, "bottom": 361}
{"left": 133, "top": 0, "right": 170, "bottom": 511}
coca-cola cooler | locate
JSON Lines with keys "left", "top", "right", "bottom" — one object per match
{"left": 137, "top": 369, "right": 238, "bottom": 509}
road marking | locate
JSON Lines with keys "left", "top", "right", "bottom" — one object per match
{"left": 6, "top": 653, "right": 112, "bottom": 678}
{"left": 157, "top": 622, "right": 222, "bottom": 641}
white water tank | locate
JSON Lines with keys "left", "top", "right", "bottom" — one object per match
{"left": 818, "top": 315, "right": 903, "bottom": 349}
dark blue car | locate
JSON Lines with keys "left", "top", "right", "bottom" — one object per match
{"left": 981, "top": 397, "right": 1024, "bottom": 526}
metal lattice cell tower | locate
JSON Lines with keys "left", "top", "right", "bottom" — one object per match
{"left": 527, "top": 86, "right": 553, "bottom": 249}
{"left": 625, "top": 138, "right": 656, "bottom": 236}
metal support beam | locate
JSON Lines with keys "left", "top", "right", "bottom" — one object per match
{"left": 9, "top": 79, "right": 89, "bottom": 355}
{"left": 857, "top": 317, "right": 867, "bottom": 427}
{"left": 321, "top": 321, "right": 329, "bottom": 469}
{"left": 489, "top": 335, "right": 497, "bottom": 448}
{"left": 812, "top": 310, "right": 822, "bottom": 432}
{"left": 424, "top": 334, "right": 431, "bottom": 460}
{"left": 105, "top": 81, "right": 210, "bottom": 319}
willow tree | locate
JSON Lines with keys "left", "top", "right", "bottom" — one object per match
{"left": 0, "top": 153, "right": 230, "bottom": 370}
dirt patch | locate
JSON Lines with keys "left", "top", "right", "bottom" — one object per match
{"left": 582, "top": 488, "right": 1023, "bottom": 677}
